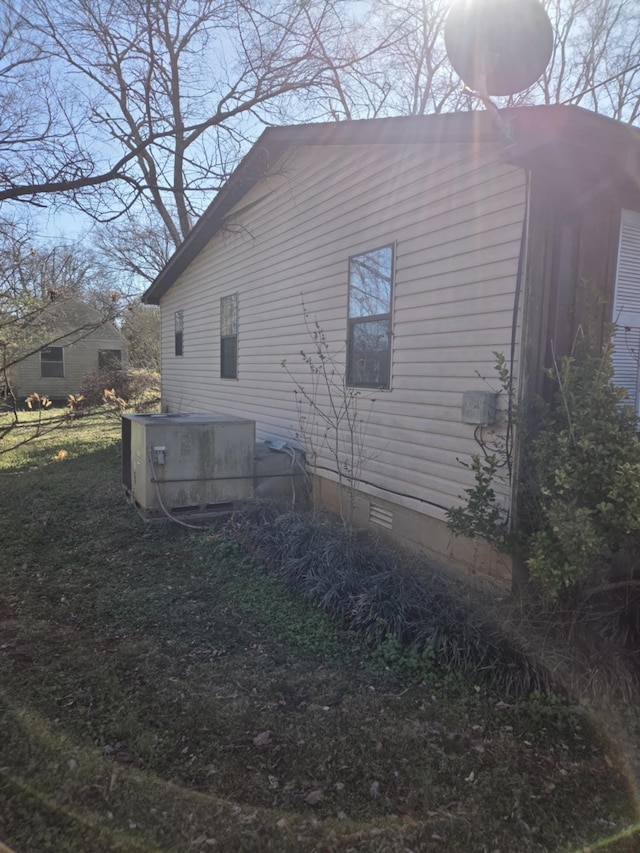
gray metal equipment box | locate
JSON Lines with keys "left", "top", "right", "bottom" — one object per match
{"left": 461, "top": 390, "right": 497, "bottom": 426}
{"left": 122, "top": 412, "right": 255, "bottom": 518}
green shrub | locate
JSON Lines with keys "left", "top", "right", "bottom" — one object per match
{"left": 447, "top": 314, "right": 640, "bottom": 600}
{"left": 446, "top": 453, "right": 511, "bottom": 551}
{"left": 525, "top": 337, "right": 640, "bottom": 596}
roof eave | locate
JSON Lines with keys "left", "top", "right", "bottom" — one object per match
{"left": 143, "top": 131, "right": 289, "bottom": 305}
{"left": 142, "top": 110, "right": 503, "bottom": 305}
{"left": 142, "top": 105, "right": 640, "bottom": 306}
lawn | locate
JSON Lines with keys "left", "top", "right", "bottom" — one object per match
{"left": 0, "top": 409, "right": 638, "bottom": 852}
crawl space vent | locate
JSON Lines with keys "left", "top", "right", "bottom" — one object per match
{"left": 369, "top": 503, "right": 393, "bottom": 530}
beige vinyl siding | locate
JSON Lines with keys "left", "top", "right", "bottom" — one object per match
{"left": 13, "top": 319, "right": 127, "bottom": 399}
{"left": 160, "top": 141, "right": 526, "bottom": 519}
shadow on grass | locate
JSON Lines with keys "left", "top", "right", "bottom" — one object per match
{"left": 0, "top": 412, "right": 122, "bottom": 474}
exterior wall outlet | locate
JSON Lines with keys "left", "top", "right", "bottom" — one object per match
{"left": 152, "top": 445, "right": 166, "bottom": 464}
{"left": 461, "top": 391, "right": 497, "bottom": 425}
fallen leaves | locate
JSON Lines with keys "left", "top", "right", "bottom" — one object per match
{"left": 191, "top": 833, "right": 217, "bottom": 847}
{"left": 102, "top": 741, "right": 143, "bottom": 766}
{"left": 304, "top": 789, "right": 323, "bottom": 806}
{"left": 252, "top": 730, "right": 273, "bottom": 748}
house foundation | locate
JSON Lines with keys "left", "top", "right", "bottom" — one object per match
{"left": 314, "top": 476, "right": 512, "bottom": 592}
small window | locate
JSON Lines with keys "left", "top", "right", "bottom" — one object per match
{"left": 40, "top": 346, "right": 64, "bottom": 378}
{"left": 174, "top": 310, "right": 184, "bottom": 356}
{"left": 98, "top": 349, "right": 122, "bottom": 370}
{"left": 220, "top": 294, "right": 238, "bottom": 379}
{"left": 347, "top": 245, "right": 393, "bottom": 388}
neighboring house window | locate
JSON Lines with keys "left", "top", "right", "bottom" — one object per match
{"left": 220, "top": 293, "right": 238, "bottom": 379}
{"left": 612, "top": 209, "right": 640, "bottom": 413}
{"left": 347, "top": 245, "right": 394, "bottom": 388}
{"left": 174, "top": 310, "right": 184, "bottom": 356}
{"left": 98, "top": 349, "right": 122, "bottom": 370}
{"left": 40, "top": 346, "right": 64, "bottom": 378}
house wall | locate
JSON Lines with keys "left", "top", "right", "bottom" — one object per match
{"left": 516, "top": 148, "right": 640, "bottom": 404}
{"left": 159, "top": 141, "right": 527, "bottom": 580}
{"left": 13, "top": 321, "right": 128, "bottom": 400}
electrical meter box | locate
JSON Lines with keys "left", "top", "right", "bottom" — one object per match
{"left": 461, "top": 391, "right": 497, "bottom": 426}
{"left": 122, "top": 412, "right": 255, "bottom": 518}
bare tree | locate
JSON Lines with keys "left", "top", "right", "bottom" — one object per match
{"left": 1, "top": 0, "right": 639, "bottom": 289}
{"left": 305, "top": 0, "right": 469, "bottom": 120}
{"left": 0, "top": 227, "right": 114, "bottom": 307}
{"left": 0, "top": 218, "right": 129, "bottom": 452}
{"left": 538, "top": 0, "right": 640, "bottom": 121}
{"left": 3, "top": 0, "right": 640, "bottom": 222}
{"left": 97, "top": 212, "right": 176, "bottom": 287}
{"left": 2, "top": 0, "right": 367, "bottom": 239}
{"left": 0, "top": 2, "right": 140, "bottom": 209}
{"left": 0, "top": 218, "right": 121, "bottom": 372}
{"left": 310, "top": 0, "right": 640, "bottom": 122}
{"left": 121, "top": 301, "right": 161, "bottom": 371}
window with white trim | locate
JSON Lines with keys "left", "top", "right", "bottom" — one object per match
{"left": 612, "top": 209, "right": 640, "bottom": 413}
{"left": 40, "top": 346, "right": 64, "bottom": 378}
{"left": 347, "top": 245, "right": 394, "bottom": 388}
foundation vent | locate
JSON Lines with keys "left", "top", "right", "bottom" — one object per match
{"left": 369, "top": 503, "right": 393, "bottom": 530}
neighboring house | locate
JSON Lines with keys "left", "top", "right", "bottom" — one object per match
{"left": 142, "top": 105, "right": 640, "bottom": 587}
{"left": 11, "top": 298, "right": 128, "bottom": 400}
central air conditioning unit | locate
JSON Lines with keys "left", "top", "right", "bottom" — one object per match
{"left": 122, "top": 412, "right": 255, "bottom": 519}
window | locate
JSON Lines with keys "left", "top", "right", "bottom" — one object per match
{"left": 40, "top": 346, "right": 64, "bottom": 378}
{"left": 612, "top": 209, "right": 640, "bottom": 413}
{"left": 220, "top": 293, "right": 238, "bottom": 379}
{"left": 174, "top": 310, "right": 183, "bottom": 356}
{"left": 98, "top": 349, "right": 122, "bottom": 370}
{"left": 347, "top": 245, "right": 394, "bottom": 388}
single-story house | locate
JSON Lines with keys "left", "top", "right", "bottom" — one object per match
{"left": 142, "top": 105, "right": 640, "bottom": 587}
{"left": 10, "top": 298, "right": 128, "bottom": 400}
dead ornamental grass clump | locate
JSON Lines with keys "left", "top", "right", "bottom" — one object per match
{"left": 235, "top": 501, "right": 551, "bottom": 699}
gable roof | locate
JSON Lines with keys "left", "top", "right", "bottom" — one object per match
{"left": 143, "top": 105, "right": 640, "bottom": 305}
{"left": 35, "top": 297, "right": 126, "bottom": 347}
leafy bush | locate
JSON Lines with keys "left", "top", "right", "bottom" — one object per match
{"left": 446, "top": 313, "right": 640, "bottom": 602}
{"left": 235, "top": 501, "right": 550, "bottom": 697}
{"left": 78, "top": 367, "right": 159, "bottom": 412}
{"left": 525, "top": 337, "right": 640, "bottom": 597}
{"left": 446, "top": 453, "right": 511, "bottom": 551}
